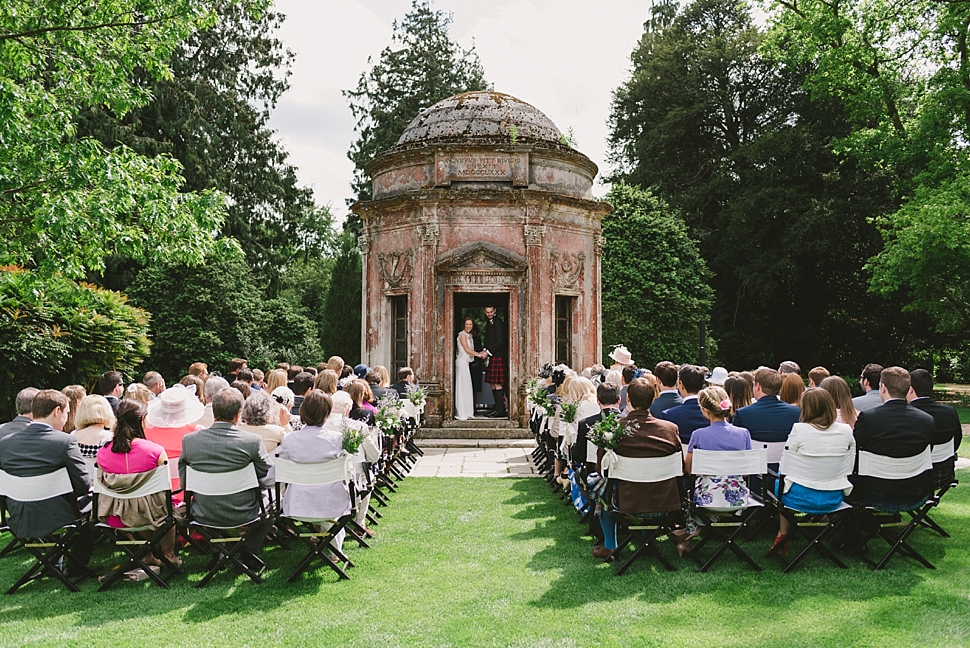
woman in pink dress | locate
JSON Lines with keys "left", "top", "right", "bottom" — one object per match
{"left": 144, "top": 384, "right": 204, "bottom": 490}
{"left": 97, "top": 400, "right": 180, "bottom": 567}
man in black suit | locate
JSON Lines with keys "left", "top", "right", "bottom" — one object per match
{"left": 391, "top": 367, "right": 416, "bottom": 399}
{"left": 907, "top": 368, "right": 962, "bottom": 490}
{"left": 850, "top": 366, "right": 936, "bottom": 510}
{"left": 572, "top": 382, "right": 621, "bottom": 546}
{"left": 650, "top": 361, "right": 683, "bottom": 418}
{"left": 0, "top": 387, "right": 37, "bottom": 441}
{"left": 0, "top": 389, "right": 95, "bottom": 576}
{"left": 660, "top": 364, "right": 708, "bottom": 444}
{"left": 483, "top": 305, "right": 508, "bottom": 418}
{"left": 98, "top": 371, "right": 124, "bottom": 414}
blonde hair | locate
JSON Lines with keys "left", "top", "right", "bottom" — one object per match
{"left": 697, "top": 386, "right": 731, "bottom": 420}
{"left": 265, "top": 369, "right": 288, "bottom": 393}
{"left": 124, "top": 383, "right": 152, "bottom": 404}
{"left": 565, "top": 376, "right": 596, "bottom": 402}
{"left": 314, "top": 369, "right": 339, "bottom": 394}
{"left": 374, "top": 365, "right": 391, "bottom": 387}
{"left": 75, "top": 394, "right": 115, "bottom": 430}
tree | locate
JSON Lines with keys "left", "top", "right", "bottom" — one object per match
{"left": 343, "top": 0, "right": 490, "bottom": 226}
{"left": 601, "top": 183, "right": 714, "bottom": 367}
{"left": 319, "top": 232, "right": 362, "bottom": 363}
{"left": 0, "top": 0, "right": 228, "bottom": 280}
{"left": 76, "top": 0, "right": 319, "bottom": 292}
{"left": 607, "top": 0, "right": 928, "bottom": 372}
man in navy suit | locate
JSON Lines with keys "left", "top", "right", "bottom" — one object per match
{"left": 850, "top": 366, "right": 935, "bottom": 509}
{"left": 650, "top": 361, "right": 683, "bottom": 418}
{"left": 907, "top": 368, "right": 962, "bottom": 490}
{"left": 660, "top": 364, "right": 708, "bottom": 444}
{"left": 732, "top": 368, "right": 800, "bottom": 443}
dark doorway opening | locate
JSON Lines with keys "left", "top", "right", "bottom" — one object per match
{"left": 453, "top": 292, "right": 509, "bottom": 418}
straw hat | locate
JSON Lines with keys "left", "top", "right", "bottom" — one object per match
{"left": 608, "top": 345, "right": 634, "bottom": 366}
{"left": 706, "top": 367, "right": 729, "bottom": 386}
{"left": 146, "top": 384, "right": 205, "bottom": 428}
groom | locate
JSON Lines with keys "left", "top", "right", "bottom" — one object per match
{"left": 483, "top": 305, "right": 507, "bottom": 418}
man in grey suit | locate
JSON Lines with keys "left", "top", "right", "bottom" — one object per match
{"left": 179, "top": 388, "right": 274, "bottom": 556}
{"left": 0, "top": 387, "right": 38, "bottom": 440}
{"left": 0, "top": 389, "right": 95, "bottom": 576}
{"left": 852, "top": 363, "right": 885, "bottom": 413}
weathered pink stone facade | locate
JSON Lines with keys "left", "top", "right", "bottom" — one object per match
{"left": 351, "top": 92, "right": 611, "bottom": 427}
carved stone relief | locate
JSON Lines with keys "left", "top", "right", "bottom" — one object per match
{"left": 524, "top": 224, "right": 546, "bottom": 247}
{"left": 549, "top": 251, "right": 585, "bottom": 288}
{"left": 377, "top": 249, "right": 415, "bottom": 288}
{"left": 418, "top": 224, "right": 440, "bottom": 246}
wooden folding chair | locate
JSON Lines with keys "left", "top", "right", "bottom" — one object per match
{"left": 184, "top": 464, "right": 271, "bottom": 587}
{"left": 0, "top": 468, "right": 90, "bottom": 594}
{"left": 687, "top": 448, "right": 767, "bottom": 572}
{"left": 849, "top": 447, "right": 936, "bottom": 570}
{"left": 274, "top": 456, "right": 356, "bottom": 581}
{"left": 604, "top": 452, "right": 684, "bottom": 576}
{"left": 767, "top": 450, "right": 855, "bottom": 573}
{"left": 92, "top": 464, "right": 180, "bottom": 590}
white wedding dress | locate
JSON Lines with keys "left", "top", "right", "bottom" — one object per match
{"left": 455, "top": 331, "right": 475, "bottom": 420}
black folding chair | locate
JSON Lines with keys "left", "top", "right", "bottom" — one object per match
{"left": 766, "top": 450, "right": 855, "bottom": 573}
{"left": 184, "top": 463, "right": 272, "bottom": 587}
{"left": 687, "top": 448, "right": 767, "bottom": 572}
{"left": 274, "top": 456, "right": 356, "bottom": 581}
{"left": 93, "top": 464, "right": 181, "bottom": 590}
{"left": 848, "top": 447, "right": 936, "bottom": 570}
{"left": 1, "top": 468, "right": 91, "bottom": 594}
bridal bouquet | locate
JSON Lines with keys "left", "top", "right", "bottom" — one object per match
{"left": 374, "top": 394, "right": 403, "bottom": 434}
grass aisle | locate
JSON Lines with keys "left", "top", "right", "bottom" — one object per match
{"left": 1, "top": 474, "right": 969, "bottom": 647}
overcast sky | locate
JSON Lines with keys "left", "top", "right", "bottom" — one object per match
{"left": 266, "top": 0, "right": 651, "bottom": 220}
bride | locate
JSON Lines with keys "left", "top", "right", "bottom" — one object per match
{"left": 455, "top": 317, "right": 484, "bottom": 420}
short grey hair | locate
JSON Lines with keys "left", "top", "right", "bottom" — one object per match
{"left": 15, "top": 387, "right": 39, "bottom": 415}
{"left": 204, "top": 376, "right": 230, "bottom": 402}
{"left": 143, "top": 371, "right": 164, "bottom": 390}
{"left": 211, "top": 388, "right": 244, "bottom": 422}
{"left": 241, "top": 390, "right": 275, "bottom": 426}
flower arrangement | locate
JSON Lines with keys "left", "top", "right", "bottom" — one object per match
{"left": 587, "top": 412, "right": 628, "bottom": 451}
{"left": 405, "top": 381, "right": 426, "bottom": 408}
{"left": 374, "top": 394, "right": 403, "bottom": 434}
{"left": 559, "top": 398, "right": 579, "bottom": 424}
{"left": 341, "top": 418, "right": 367, "bottom": 455}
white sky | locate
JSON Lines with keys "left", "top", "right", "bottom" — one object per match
{"left": 266, "top": 0, "right": 651, "bottom": 220}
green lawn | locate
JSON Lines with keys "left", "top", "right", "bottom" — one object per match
{"left": 955, "top": 405, "right": 970, "bottom": 425}
{"left": 1, "top": 473, "right": 969, "bottom": 648}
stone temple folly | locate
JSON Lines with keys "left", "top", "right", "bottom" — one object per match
{"left": 351, "top": 91, "right": 611, "bottom": 427}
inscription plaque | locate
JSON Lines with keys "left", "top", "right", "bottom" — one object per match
{"left": 435, "top": 150, "right": 529, "bottom": 187}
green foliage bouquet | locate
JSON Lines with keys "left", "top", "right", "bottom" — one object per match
{"left": 588, "top": 413, "right": 628, "bottom": 451}
{"left": 375, "top": 394, "right": 403, "bottom": 435}
{"left": 341, "top": 418, "right": 367, "bottom": 455}
{"left": 405, "top": 382, "right": 426, "bottom": 409}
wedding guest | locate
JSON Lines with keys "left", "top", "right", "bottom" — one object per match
{"left": 314, "top": 370, "right": 339, "bottom": 395}
{"left": 231, "top": 380, "right": 251, "bottom": 400}
{"left": 145, "top": 384, "right": 204, "bottom": 489}
{"left": 72, "top": 395, "right": 115, "bottom": 460}
{"left": 820, "top": 376, "right": 857, "bottom": 428}
{"left": 61, "top": 385, "right": 86, "bottom": 434}
{"left": 187, "top": 362, "right": 208, "bottom": 381}
{"left": 124, "top": 383, "right": 153, "bottom": 404}
{"left": 649, "top": 362, "right": 682, "bottom": 418}
{"left": 195, "top": 376, "right": 230, "bottom": 428}
{"left": 0, "top": 387, "right": 38, "bottom": 441}
{"left": 723, "top": 375, "right": 753, "bottom": 421}
{"left": 808, "top": 366, "right": 831, "bottom": 388}
{"left": 180, "top": 374, "right": 206, "bottom": 404}
{"left": 264, "top": 369, "right": 287, "bottom": 394}
{"left": 685, "top": 386, "right": 752, "bottom": 505}
{"left": 779, "top": 372, "right": 805, "bottom": 406}
{"left": 239, "top": 390, "right": 287, "bottom": 453}
{"left": 345, "top": 381, "right": 375, "bottom": 426}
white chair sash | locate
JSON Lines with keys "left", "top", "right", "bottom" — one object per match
{"left": 95, "top": 464, "right": 171, "bottom": 499}
{"left": 275, "top": 456, "right": 351, "bottom": 487}
{"left": 184, "top": 463, "right": 258, "bottom": 496}
{"left": 931, "top": 439, "right": 955, "bottom": 463}
{"left": 691, "top": 448, "right": 767, "bottom": 477}
{"left": 82, "top": 457, "right": 98, "bottom": 482}
{"left": 608, "top": 452, "right": 683, "bottom": 483}
{"left": 779, "top": 450, "right": 855, "bottom": 493}
{"left": 858, "top": 447, "right": 932, "bottom": 480}
{"left": 401, "top": 400, "right": 418, "bottom": 422}
{"left": 561, "top": 421, "right": 578, "bottom": 447}
{"left": 0, "top": 468, "right": 73, "bottom": 502}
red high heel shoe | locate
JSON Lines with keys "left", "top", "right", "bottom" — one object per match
{"left": 768, "top": 533, "right": 790, "bottom": 557}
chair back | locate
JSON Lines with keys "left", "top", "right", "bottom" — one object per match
{"left": 780, "top": 451, "right": 854, "bottom": 483}
{"left": 931, "top": 439, "right": 955, "bottom": 464}
{"left": 858, "top": 447, "right": 932, "bottom": 480}
{"left": 275, "top": 456, "right": 351, "bottom": 487}
{"left": 692, "top": 448, "right": 767, "bottom": 477}
{"left": 764, "top": 441, "right": 787, "bottom": 464}
{"left": 95, "top": 464, "right": 171, "bottom": 499}
{"left": 184, "top": 464, "right": 258, "bottom": 496}
{"left": 401, "top": 400, "right": 418, "bottom": 422}
{"left": 610, "top": 452, "right": 683, "bottom": 483}
{"left": 82, "top": 457, "right": 98, "bottom": 482}
{"left": 0, "top": 468, "right": 73, "bottom": 502}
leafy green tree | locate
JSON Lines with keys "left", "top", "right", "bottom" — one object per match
{"left": 0, "top": 267, "right": 151, "bottom": 417}
{"left": 0, "top": 0, "right": 228, "bottom": 279}
{"left": 76, "top": 0, "right": 319, "bottom": 292}
{"left": 344, "top": 0, "right": 490, "bottom": 223}
{"left": 601, "top": 183, "right": 714, "bottom": 367}
{"left": 319, "top": 232, "right": 362, "bottom": 363}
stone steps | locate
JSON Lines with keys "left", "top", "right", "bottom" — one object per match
{"left": 416, "top": 426, "right": 532, "bottom": 440}
{"left": 413, "top": 438, "right": 537, "bottom": 449}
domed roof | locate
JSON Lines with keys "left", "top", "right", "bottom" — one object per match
{"left": 393, "top": 91, "right": 564, "bottom": 149}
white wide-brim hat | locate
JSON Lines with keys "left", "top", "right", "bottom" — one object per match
{"left": 608, "top": 345, "right": 634, "bottom": 366}
{"left": 707, "top": 366, "right": 729, "bottom": 386}
{"left": 271, "top": 386, "right": 295, "bottom": 409}
{"left": 146, "top": 384, "right": 205, "bottom": 428}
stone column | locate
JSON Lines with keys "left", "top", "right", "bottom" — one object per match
{"left": 359, "top": 230, "right": 371, "bottom": 365}
{"left": 593, "top": 233, "right": 605, "bottom": 365}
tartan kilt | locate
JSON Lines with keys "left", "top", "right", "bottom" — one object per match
{"left": 484, "top": 355, "right": 505, "bottom": 384}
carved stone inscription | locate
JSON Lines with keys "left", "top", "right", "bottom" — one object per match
{"left": 377, "top": 249, "right": 414, "bottom": 288}
{"left": 435, "top": 151, "right": 528, "bottom": 186}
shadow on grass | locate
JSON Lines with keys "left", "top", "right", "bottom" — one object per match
{"left": 502, "top": 478, "right": 947, "bottom": 614}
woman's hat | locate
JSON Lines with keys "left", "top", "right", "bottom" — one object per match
{"left": 146, "top": 384, "right": 205, "bottom": 428}
{"left": 353, "top": 363, "right": 369, "bottom": 378}
{"left": 271, "top": 386, "right": 295, "bottom": 409}
{"left": 706, "top": 367, "right": 729, "bottom": 386}
{"left": 608, "top": 345, "right": 634, "bottom": 366}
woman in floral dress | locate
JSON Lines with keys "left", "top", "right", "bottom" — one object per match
{"left": 685, "top": 386, "right": 753, "bottom": 509}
